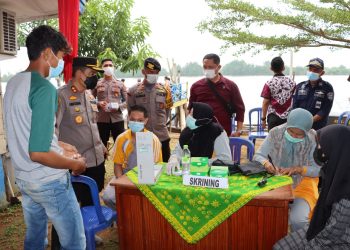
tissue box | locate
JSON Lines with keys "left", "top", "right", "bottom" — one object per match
{"left": 210, "top": 166, "right": 229, "bottom": 178}
{"left": 190, "top": 157, "right": 209, "bottom": 176}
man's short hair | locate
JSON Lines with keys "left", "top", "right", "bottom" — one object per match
{"left": 271, "top": 57, "right": 284, "bottom": 72}
{"left": 129, "top": 105, "right": 148, "bottom": 118}
{"left": 26, "top": 25, "right": 71, "bottom": 60}
{"left": 101, "top": 58, "right": 113, "bottom": 65}
{"left": 203, "top": 53, "right": 220, "bottom": 65}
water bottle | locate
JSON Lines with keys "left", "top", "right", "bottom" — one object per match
{"left": 182, "top": 145, "right": 191, "bottom": 175}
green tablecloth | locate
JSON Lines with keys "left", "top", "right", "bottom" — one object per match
{"left": 126, "top": 169, "right": 292, "bottom": 244}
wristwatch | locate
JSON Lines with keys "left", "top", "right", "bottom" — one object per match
{"left": 261, "top": 117, "right": 266, "bottom": 121}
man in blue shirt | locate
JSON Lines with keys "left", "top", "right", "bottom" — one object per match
{"left": 293, "top": 58, "right": 334, "bottom": 130}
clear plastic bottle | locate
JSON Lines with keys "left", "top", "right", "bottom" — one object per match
{"left": 182, "top": 145, "right": 191, "bottom": 175}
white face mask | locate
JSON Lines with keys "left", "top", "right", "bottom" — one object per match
{"left": 204, "top": 69, "right": 216, "bottom": 79}
{"left": 103, "top": 67, "right": 114, "bottom": 77}
{"left": 146, "top": 74, "right": 158, "bottom": 84}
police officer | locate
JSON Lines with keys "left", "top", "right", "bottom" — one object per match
{"left": 127, "top": 58, "right": 173, "bottom": 161}
{"left": 93, "top": 58, "right": 127, "bottom": 147}
{"left": 293, "top": 58, "right": 334, "bottom": 130}
{"left": 56, "top": 57, "right": 107, "bottom": 206}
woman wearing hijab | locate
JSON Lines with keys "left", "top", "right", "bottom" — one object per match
{"left": 253, "top": 108, "right": 320, "bottom": 232}
{"left": 166, "top": 102, "right": 231, "bottom": 172}
{"left": 273, "top": 124, "right": 350, "bottom": 249}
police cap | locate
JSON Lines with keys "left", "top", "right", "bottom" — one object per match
{"left": 73, "top": 57, "right": 104, "bottom": 72}
{"left": 144, "top": 57, "right": 161, "bottom": 71}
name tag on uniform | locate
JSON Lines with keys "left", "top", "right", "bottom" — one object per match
{"left": 69, "top": 101, "right": 81, "bottom": 106}
{"left": 315, "top": 101, "right": 322, "bottom": 109}
{"left": 298, "top": 89, "right": 307, "bottom": 95}
{"left": 90, "top": 102, "right": 98, "bottom": 112}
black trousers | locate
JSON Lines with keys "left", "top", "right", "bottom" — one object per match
{"left": 72, "top": 161, "right": 106, "bottom": 207}
{"left": 97, "top": 120, "right": 125, "bottom": 146}
{"left": 161, "top": 138, "right": 171, "bottom": 162}
{"left": 267, "top": 113, "right": 287, "bottom": 131}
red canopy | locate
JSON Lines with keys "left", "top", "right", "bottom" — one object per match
{"left": 58, "top": 0, "right": 79, "bottom": 83}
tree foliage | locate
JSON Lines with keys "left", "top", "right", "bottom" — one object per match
{"left": 17, "top": 0, "right": 156, "bottom": 73}
{"left": 199, "top": 0, "right": 350, "bottom": 54}
{"left": 79, "top": 0, "right": 157, "bottom": 72}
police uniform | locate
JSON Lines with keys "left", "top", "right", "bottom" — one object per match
{"left": 293, "top": 79, "right": 334, "bottom": 130}
{"left": 127, "top": 58, "right": 173, "bottom": 161}
{"left": 92, "top": 77, "right": 127, "bottom": 146}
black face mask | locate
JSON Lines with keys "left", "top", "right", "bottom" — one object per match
{"left": 84, "top": 75, "right": 98, "bottom": 90}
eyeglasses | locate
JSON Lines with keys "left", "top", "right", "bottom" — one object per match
{"left": 103, "top": 64, "right": 113, "bottom": 67}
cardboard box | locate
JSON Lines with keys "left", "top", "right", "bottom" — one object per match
{"left": 210, "top": 166, "right": 229, "bottom": 178}
{"left": 190, "top": 157, "right": 209, "bottom": 176}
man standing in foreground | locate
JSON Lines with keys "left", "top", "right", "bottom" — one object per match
{"left": 293, "top": 58, "right": 334, "bottom": 130}
{"left": 56, "top": 57, "right": 107, "bottom": 206}
{"left": 189, "top": 53, "right": 245, "bottom": 136}
{"left": 4, "top": 25, "right": 86, "bottom": 249}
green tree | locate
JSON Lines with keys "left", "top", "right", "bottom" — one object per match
{"left": 199, "top": 0, "right": 350, "bottom": 54}
{"left": 180, "top": 62, "right": 203, "bottom": 76}
{"left": 80, "top": 0, "right": 157, "bottom": 72}
{"left": 17, "top": 0, "right": 156, "bottom": 73}
{"left": 17, "top": 19, "right": 58, "bottom": 47}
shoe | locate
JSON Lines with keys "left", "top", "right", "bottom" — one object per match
{"left": 95, "top": 235, "right": 103, "bottom": 246}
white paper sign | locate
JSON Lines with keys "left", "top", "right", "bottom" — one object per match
{"left": 136, "top": 132, "right": 155, "bottom": 184}
{"left": 183, "top": 175, "right": 228, "bottom": 189}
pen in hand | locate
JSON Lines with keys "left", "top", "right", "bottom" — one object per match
{"left": 267, "top": 154, "right": 280, "bottom": 175}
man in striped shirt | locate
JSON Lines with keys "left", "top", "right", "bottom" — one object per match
{"left": 102, "top": 105, "right": 162, "bottom": 209}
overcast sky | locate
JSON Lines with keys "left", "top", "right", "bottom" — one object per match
{"left": 131, "top": 0, "right": 350, "bottom": 70}
{"left": 1, "top": 0, "right": 349, "bottom": 75}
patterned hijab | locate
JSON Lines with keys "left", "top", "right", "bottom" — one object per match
{"left": 307, "top": 125, "right": 350, "bottom": 240}
{"left": 267, "top": 108, "right": 315, "bottom": 184}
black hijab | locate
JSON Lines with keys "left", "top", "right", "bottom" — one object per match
{"left": 179, "top": 102, "right": 223, "bottom": 158}
{"left": 306, "top": 124, "right": 350, "bottom": 240}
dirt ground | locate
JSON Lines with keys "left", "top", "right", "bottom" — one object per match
{"left": 0, "top": 133, "right": 257, "bottom": 249}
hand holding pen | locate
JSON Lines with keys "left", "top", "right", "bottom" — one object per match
{"left": 263, "top": 155, "right": 280, "bottom": 175}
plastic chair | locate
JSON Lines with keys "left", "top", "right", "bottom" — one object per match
{"left": 71, "top": 175, "right": 117, "bottom": 250}
{"left": 337, "top": 111, "right": 350, "bottom": 126}
{"left": 229, "top": 137, "right": 255, "bottom": 164}
{"left": 248, "top": 107, "right": 268, "bottom": 144}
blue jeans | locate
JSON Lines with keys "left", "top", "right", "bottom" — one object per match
{"left": 16, "top": 173, "right": 86, "bottom": 250}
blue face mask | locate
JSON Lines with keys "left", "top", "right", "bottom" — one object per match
{"left": 284, "top": 130, "right": 304, "bottom": 143}
{"left": 128, "top": 121, "right": 144, "bottom": 133}
{"left": 47, "top": 54, "right": 64, "bottom": 79}
{"left": 306, "top": 71, "right": 320, "bottom": 81}
{"left": 186, "top": 115, "right": 198, "bottom": 130}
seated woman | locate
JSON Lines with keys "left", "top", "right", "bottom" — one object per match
{"left": 253, "top": 108, "right": 320, "bottom": 232}
{"left": 167, "top": 102, "right": 231, "bottom": 172}
{"left": 274, "top": 124, "right": 350, "bottom": 249}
